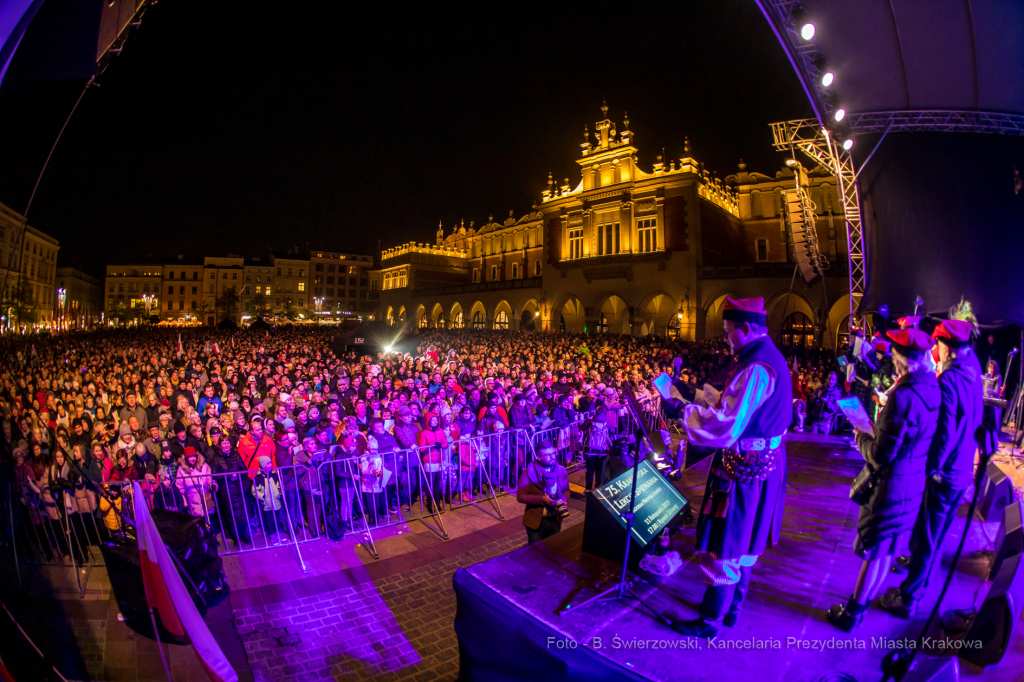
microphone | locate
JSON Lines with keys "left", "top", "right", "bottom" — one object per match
{"left": 1010, "top": 348, "right": 1019, "bottom": 356}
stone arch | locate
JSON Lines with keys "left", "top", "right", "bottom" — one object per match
{"left": 493, "top": 299, "right": 513, "bottom": 330}
{"left": 595, "top": 293, "right": 630, "bottom": 335}
{"left": 469, "top": 300, "right": 487, "bottom": 330}
{"left": 398, "top": 306, "right": 407, "bottom": 323}
{"left": 637, "top": 290, "right": 676, "bottom": 336}
{"left": 827, "top": 294, "right": 853, "bottom": 351}
{"left": 549, "top": 292, "right": 586, "bottom": 334}
{"left": 386, "top": 306, "right": 395, "bottom": 326}
{"left": 767, "top": 291, "right": 817, "bottom": 347}
{"left": 430, "top": 303, "right": 445, "bottom": 328}
{"left": 450, "top": 301, "right": 465, "bottom": 329}
{"left": 414, "top": 304, "right": 427, "bottom": 329}
{"left": 518, "top": 298, "right": 540, "bottom": 331}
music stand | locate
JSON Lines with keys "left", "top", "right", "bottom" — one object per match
{"left": 561, "top": 383, "right": 669, "bottom": 624}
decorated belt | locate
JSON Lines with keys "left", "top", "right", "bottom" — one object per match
{"left": 737, "top": 436, "right": 782, "bottom": 452}
{"left": 714, "top": 435, "right": 784, "bottom": 485}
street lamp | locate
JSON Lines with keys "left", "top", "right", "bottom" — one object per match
{"left": 57, "top": 287, "right": 66, "bottom": 331}
{"left": 314, "top": 296, "right": 324, "bottom": 324}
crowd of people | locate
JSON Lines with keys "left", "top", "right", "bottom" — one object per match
{"left": 0, "top": 326, "right": 731, "bottom": 560}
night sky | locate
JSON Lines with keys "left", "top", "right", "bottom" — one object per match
{"left": 0, "top": 0, "right": 811, "bottom": 275}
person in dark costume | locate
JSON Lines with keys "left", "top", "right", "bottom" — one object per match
{"left": 662, "top": 297, "right": 791, "bottom": 638}
{"left": 827, "top": 328, "right": 940, "bottom": 631}
{"left": 879, "top": 319, "right": 982, "bottom": 617}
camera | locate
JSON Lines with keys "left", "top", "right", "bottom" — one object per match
{"left": 547, "top": 483, "right": 570, "bottom": 520}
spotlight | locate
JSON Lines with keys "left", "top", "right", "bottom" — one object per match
{"left": 800, "top": 22, "right": 815, "bottom": 41}
{"left": 821, "top": 71, "right": 834, "bottom": 87}
{"left": 834, "top": 108, "right": 846, "bottom": 122}
{"left": 842, "top": 138, "right": 854, "bottom": 151}
{"left": 384, "top": 345, "right": 393, "bottom": 353}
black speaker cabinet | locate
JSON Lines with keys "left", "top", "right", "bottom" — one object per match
{"left": 991, "top": 499, "right": 1023, "bottom": 580}
{"left": 901, "top": 655, "right": 960, "bottom": 682}
{"left": 960, "top": 553, "right": 1024, "bottom": 668}
{"left": 582, "top": 492, "right": 649, "bottom": 568}
{"left": 979, "top": 460, "right": 1014, "bottom": 523}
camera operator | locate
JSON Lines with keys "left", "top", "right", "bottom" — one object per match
{"left": 517, "top": 445, "right": 570, "bottom": 544}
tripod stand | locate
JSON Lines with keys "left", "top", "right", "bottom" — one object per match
{"left": 560, "top": 383, "right": 670, "bottom": 625}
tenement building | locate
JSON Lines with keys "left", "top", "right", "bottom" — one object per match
{"left": 54, "top": 267, "right": 103, "bottom": 329}
{"left": 0, "top": 201, "right": 60, "bottom": 326}
{"left": 372, "top": 105, "right": 854, "bottom": 349}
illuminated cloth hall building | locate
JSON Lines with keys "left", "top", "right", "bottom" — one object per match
{"left": 373, "top": 105, "right": 855, "bottom": 349}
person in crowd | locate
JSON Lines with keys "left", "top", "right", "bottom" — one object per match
{"left": 879, "top": 319, "right": 983, "bottom": 618}
{"left": 253, "top": 455, "right": 285, "bottom": 543}
{"left": 660, "top": 297, "right": 792, "bottom": 638}
{"left": 582, "top": 404, "right": 612, "bottom": 491}
{"left": 239, "top": 415, "right": 275, "bottom": 478}
{"left": 516, "top": 445, "right": 570, "bottom": 545}
{"left": 807, "top": 371, "right": 842, "bottom": 435}
{"left": 827, "top": 328, "right": 940, "bottom": 631}
{"left": 176, "top": 446, "right": 218, "bottom": 524}
{"left": 981, "top": 358, "right": 1003, "bottom": 453}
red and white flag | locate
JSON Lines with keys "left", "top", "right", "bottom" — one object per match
{"left": 177, "top": 334, "right": 184, "bottom": 358}
{"left": 212, "top": 342, "right": 220, "bottom": 355}
{"left": 133, "top": 483, "right": 237, "bottom": 682}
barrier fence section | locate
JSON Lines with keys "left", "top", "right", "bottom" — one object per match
{"left": 2, "top": 404, "right": 664, "bottom": 578}
{"left": 2, "top": 480, "right": 107, "bottom": 597}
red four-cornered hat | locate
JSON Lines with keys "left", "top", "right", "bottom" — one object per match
{"left": 886, "top": 328, "right": 934, "bottom": 351}
{"left": 897, "top": 316, "right": 921, "bottom": 329}
{"left": 873, "top": 338, "right": 891, "bottom": 352}
{"left": 932, "top": 319, "right": 973, "bottom": 346}
{"left": 722, "top": 297, "right": 767, "bottom": 325}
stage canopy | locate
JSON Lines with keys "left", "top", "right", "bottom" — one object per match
{"left": 757, "top": 0, "right": 1024, "bottom": 324}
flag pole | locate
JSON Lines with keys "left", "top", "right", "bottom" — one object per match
{"left": 147, "top": 607, "right": 174, "bottom": 682}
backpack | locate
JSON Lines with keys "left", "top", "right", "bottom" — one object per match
{"left": 324, "top": 503, "right": 346, "bottom": 540}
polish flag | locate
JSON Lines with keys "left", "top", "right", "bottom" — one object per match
{"left": 212, "top": 342, "right": 220, "bottom": 355}
{"left": 177, "top": 333, "right": 184, "bottom": 358}
{"left": 133, "top": 483, "right": 238, "bottom": 682}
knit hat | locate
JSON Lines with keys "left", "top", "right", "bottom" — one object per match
{"left": 258, "top": 455, "right": 272, "bottom": 467}
{"left": 173, "top": 420, "right": 187, "bottom": 435}
{"left": 119, "top": 422, "right": 132, "bottom": 437}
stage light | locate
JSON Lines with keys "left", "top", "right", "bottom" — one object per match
{"left": 821, "top": 71, "right": 834, "bottom": 87}
{"left": 800, "top": 22, "right": 815, "bottom": 41}
{"left": 842, "top": 138, "right": 854, "bottom": 151}
{"left": 384, "top": 345, "right": 393, "bottom": 353}
{"left": 834, "top": 108, "right": 846, "bottom": 122}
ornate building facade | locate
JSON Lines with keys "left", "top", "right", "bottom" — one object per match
{"left": 372, "top": 105, "right": 855, "bottom": 349}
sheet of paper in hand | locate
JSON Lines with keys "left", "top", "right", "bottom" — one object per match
{"left": 838, "top": 397, "right": 874, "bottom": 436}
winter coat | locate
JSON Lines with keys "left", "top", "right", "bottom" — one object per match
{"left": 175, "top": 458, "right": 217, "bottom": 518}
{"left": 928, "top": 347, "right": 983, "bottom": 491}
{"left": 238, "top": 432, "right": 276, "bottom": 479}
{"left": 152, "top": 483, "right": 186, "bottom": 512}
{"left": 416, "top": 425, "right": 446, "bottom": 471}
{"left": 253, "top": 470, "right": 283, "bottom": 511}
{"left": 210, "top": 447, "right": 251, "bottom": 519}
{"left": 855, "top": 369, "right": 940, "bottom": 550}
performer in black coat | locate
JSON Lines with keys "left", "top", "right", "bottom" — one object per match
{"left": 663, "top": 297, "right": 791, "bottom": 638}
{"left": 828, "top": 328, "right": 940, "bottom": 631}
{"left": 880, "top": 319, "right": 983, "bottom": 617}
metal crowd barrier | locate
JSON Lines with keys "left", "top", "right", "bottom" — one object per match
{"left": 2, "top": 481, "right": 107, "bottom": 597}
{"left": 1, "top": 403, "right": 666, "bottom": 579}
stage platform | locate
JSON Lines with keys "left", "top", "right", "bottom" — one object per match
{"left": 454, "top": 434, "right": 1023, "bottom": 682}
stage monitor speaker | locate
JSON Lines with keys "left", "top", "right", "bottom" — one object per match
{"left": 582, "top": 492, "right": 649, "bottom": 568}
{"left": 991, "top": 498, "right": 1023, "bottom": 580}
{"left": 899, "top": 655, "right": 960, "bottom": 682}
{"left": 959, "top": 553, "right": 1024, "bottom": 668}
{"left": 978, "top": 460, "right": 1014, "bottom": 523}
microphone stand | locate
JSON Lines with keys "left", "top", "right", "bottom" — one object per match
{"left": 561, "top": 383, "right": 669, "bottom": 624}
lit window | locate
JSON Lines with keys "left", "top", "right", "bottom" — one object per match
{"left": 568, "top": 228, "right": 583, "bottom": 260}
{"left": 256, "top": 285, "right": 262, "bottom": 294}
{"left": 637, "top": 218, "right": 657, "bottom": 253}
{"left": 298, "top": 282, "right": 305, "bottom": 291}
{"left": 598, "top": 222, "right": 621, "bottom": 256}
{"left": 266, "top": 287, "right": 271, "bottom": 295}
{"left": 494, "top": 310, "right": 509, "bottom": 330}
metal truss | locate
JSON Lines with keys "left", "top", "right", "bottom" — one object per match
{"left": 849, "top": 110, "right": 1024, "bottom": 136}
{"left": 755, "top": 0, "right": 829, "bottom": 126}
{"left": 772, "top": 119, "right": 863, "bottom": 321}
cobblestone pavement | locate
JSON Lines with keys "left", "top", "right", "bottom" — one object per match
{"left": 234, "top": 506, "right": 584, "bottom": 682}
